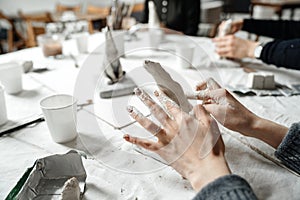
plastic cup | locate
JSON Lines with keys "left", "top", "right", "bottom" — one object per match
{"left": 176, "top": 45, "right": 195, "bottom": 69}
{"left": 0, "top": 85, "right": 7, "bottom": 126}
{"left": 73, "top": 32, "right": 89, "bottom": 54}
{"left": 0, "top": 62, "right": 23, "bottom": 94}
{"left": 148, "top": 29, "right": 164, "bottom": 49}
{"left": 37, "top": 34, "right": 64, "bottom": 57}
{"left": 40, "top": 94, "right": 77, "bottom": 143}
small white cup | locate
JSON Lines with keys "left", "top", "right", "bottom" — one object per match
{"left": 73, "top": 32, "right": 89, "bottom": 54}
{"left": 176, "top": 45, "right": 195, "bottom": 69}
{"left": 148, "top": 29, "right": 164, "bottom": 49}
{"left": 0, "top": 85, "right": 7, "bottom": 126}
{"left": 0, "top": 62, "right": 23, "bottom": 94}
{"left": 40, "top": 94, "right": 77, "bottom": 143}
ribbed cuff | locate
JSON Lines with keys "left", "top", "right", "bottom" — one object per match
{"left": 193, "top": 175, "right": 258, "bottom": 200}
{"left": 275, "top": 122, "right": 300, "bottom": 173}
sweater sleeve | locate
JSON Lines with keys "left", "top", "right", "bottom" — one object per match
{"left": 193, "top": 175, "right": 258, "bottom": 200}
{"left": 242, "top": 19, "right": 300, "bottom": 40}
{"left": 260, "top": 38, "right": 300, "bottom": 70}
{"left": 183, "top": 0, "right": 200, "bottom": 36}
{"left": 275, "top": 122, "right": 300, "bottom": 174}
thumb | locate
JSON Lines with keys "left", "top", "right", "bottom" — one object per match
{"left": 193, "top": 104, "right": 209, "bottom": 121}
{"left": 203, "top": 104, "right": 218, "bottom": 116}
{"left": 203, "top": 104, "right": 226, "bottom": 126}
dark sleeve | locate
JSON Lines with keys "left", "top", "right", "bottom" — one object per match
{"left": 260, "top": 39, "right": 300, "bottom": 70}
{"left": 242, "top": 19, "right": 300, "bottom": 40}
{"left": 275, "top": 122, "right": 300, "bottom": 174}
{"left": 141, "top": 0, "right": 149, "bottom": 23}
{"left": 193, "top": 175, "right": 258, "bottom": 200}
{"left": 183, "top": 0, "right": 200, "bottom": 36}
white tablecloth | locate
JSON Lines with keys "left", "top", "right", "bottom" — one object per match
{"left": 0, "top": 32, "right": 300, "bottom": 200}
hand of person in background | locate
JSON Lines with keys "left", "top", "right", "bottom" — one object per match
{"left": 213, "top": 35, "right": 259, "bottom": 59}
{"left": 189, "top": 78, "right": 288, "bottom": 149}
{"left": 124, "top": 88, "right": 230, "bottom": 192}
{"left": 218, "top": 19, "right": 244, "bottom": 35}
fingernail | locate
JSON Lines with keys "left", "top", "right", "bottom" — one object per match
{"left": 123, "top": 134, "right": 130, "bottom": 141}
{"left": 196, "top": 91, "right": 205, "bottom": 97}
{"left": 127, "top": 105, "right": 133, "bottom": 113}
{"left": 165, "top": 100, "right": 172, "bottom": 107}
{"left": 154, "top": 90, "right": 159, "bottom": 97}
{"left": 134, "top": 87, "right": 142, "bottom": 96}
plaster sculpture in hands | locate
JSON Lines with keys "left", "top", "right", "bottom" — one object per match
{"left": 143, "top": 60, "right": 193, "bottom": 113}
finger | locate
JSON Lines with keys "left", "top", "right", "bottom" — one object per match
{"left": 215, "top": 50, "right": 230, "bottom": 58}
{"left": 196, "top": 89, "right": 226, "bottom": 103}
{"left": 154, "top": 90, "right": 183, "bottom": 124}
{"left": 134, "top": 88, "right": 171, "bottom": 126}
{"left": 195, "top": 81, "right": 208, "bottom": 91}
{"left": 193, "top": 90, "right": 211, "bottom": 100}
{"left": 215, "top": 47, "right": 232, "bottom": 55}
{"left": 214, "top": 37, "right": 232, "bottom": 46}
{"left": 215, "top": 41, "right": 229, "bottom": 49}
{"left": 193, "top": 104, "right": 209, "bottom": 121}
{"left": 203, "top": 104, "right": 219, "bottom": 115}
{"left": 196, "top": 78, "right": 221, "bottom": 92}
{"left": 123, "top": 134, "right": 161, "bottom": 151}
{"left": 202, "top": 104, "right": 226, "bottom": 126}
{"left": 195, "top": 78, "right": 221, "bottom": 91}
{"left": 127, "top": 105, "right": 167, "bottom": 141}
{"left": 212, "top": 37, "right": 225, "bottom": 43}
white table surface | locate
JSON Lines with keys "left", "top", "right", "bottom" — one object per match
{"left": 0, "top": 32, "right": 300, "bottom": 200}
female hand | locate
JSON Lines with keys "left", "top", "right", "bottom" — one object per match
{"left": 213, "top": 35, "right": 259, "bottom": 59}
{"left": 191, "top": 78, "right": 257, "bottom": 135}
{"left": 190, "top": 78, "right": 288, "bottom": 148}
{"left": 124, "top": 88, "right": 230, "bottom": 191}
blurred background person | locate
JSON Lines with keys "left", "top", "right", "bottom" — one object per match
{"left": 214, "top": 19, "right": 300, "bottom": 70}
{"left": 141, "top": 0, "right": 201, "bottom": 36}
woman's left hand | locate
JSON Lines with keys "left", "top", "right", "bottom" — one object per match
{"left": 124, "top": 88, "right": 230, "bottom": 191}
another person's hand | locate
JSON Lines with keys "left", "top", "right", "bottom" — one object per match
{"left": 190, "top": 78, "right": 288, "bottom": 148}
{"left": 124, "top": 88, "right": 230, "bottom": 191}
{"left": 213, "top": 35, "right": 259, "bottom": 59}
{"left": 218, "top": 19, "right": 244, "bottom": 35}
{"left": 191, "top": 78, "right": 257, "bottom": 135}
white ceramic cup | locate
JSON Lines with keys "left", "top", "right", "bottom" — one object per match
{"left": 73, "top": 32, "right": 89, "bottom": 54}
{"left": 176, "top": 45, "right": 195, "bottom": 69}
{"left": 111, "top": 30, "right": 125, "bottom": 57}
{"left": 148, "top": 29, "right": 164, "bottom": 49}
{"left": 0, "top": 62, "right": 23, "bottom": 94}
{"left": 0, "top": 85, "right": 7, "bottom": 126}
{"left": 40, "top": 94, "right": 77, "bottom": 143}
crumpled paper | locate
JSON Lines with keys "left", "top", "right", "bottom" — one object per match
{"left": 6, "top": 150, "right": 86, "bottom": 200}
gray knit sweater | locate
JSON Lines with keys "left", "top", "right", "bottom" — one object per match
{"left": 193, "top": 122, "right": 300, "bottom": 200}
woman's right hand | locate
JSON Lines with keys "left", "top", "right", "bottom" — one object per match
{"left": 190, "top": 78, "right": 258, "bottom": 136}
{"left": 189, "top": 78, "right": 288, "bottom": 148}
